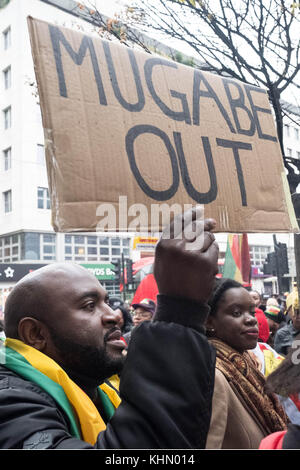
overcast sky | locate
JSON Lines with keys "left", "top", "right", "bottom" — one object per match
{"left": 81, "top": 0, "right": 127, "bottom": 17}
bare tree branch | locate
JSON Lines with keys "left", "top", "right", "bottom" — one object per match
{"left": 78, "top": 0, "right": 300, "bottom": 192}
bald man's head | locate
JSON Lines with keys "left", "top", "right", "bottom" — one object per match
{"left": 4, "top": 262, "right": 125, "bottom": 386}
{"left": 4, "top": 263, "right": 98, "bottom": 338}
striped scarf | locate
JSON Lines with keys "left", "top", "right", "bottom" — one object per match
{"left": 0, "top": 338, "right": 121, "bottom": 445}
{"left": 210, "top": 338, "right": 289, "bottom": 435}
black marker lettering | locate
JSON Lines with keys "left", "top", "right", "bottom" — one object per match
{"left": 216, "top": 138, "right": 252, "bottom": 206}
{"left": 125, "top": 125, "right": 180, "bottom": 201}
{"left": 223, "top": 79, "right": 255, "bottom": 136}
{"left": 174, "top": 133, "right": 217, "bottom": 204}
{"left": 245, "top": 85, "right": 277, "bottom": 142}
{"left": 103, "top": 42, "right": 145, "bottom": 112}
{"left": 48, "top": 25, "right": 107, "bottom": 105}
{"left": 193, "top": 70, "right": 236, "bottom": 133}
{"left": 144, "top": 58, "right": 191, "bottom": 124}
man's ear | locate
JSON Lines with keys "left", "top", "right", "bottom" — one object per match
{"left": 18, "top": 317, "right": 48, "bottom": 351}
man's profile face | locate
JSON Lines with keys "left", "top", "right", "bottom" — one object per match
{"left": 42, "top": 265, "right": 126, "bottom": 384}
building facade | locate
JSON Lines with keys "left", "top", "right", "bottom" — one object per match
{"left": 0, "top": 0, "right": 139, "bottom": 309}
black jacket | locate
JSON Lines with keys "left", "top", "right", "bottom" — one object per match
{"left": 0, "top": 295, "right": 216, "bottom": 449}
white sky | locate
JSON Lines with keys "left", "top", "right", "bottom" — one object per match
{"left": 80, "top": 0, "right": 128, "bottom": 17}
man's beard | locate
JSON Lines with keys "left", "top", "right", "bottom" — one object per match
{"left": 48, "top": 326, "right": 125, "bottom": 385}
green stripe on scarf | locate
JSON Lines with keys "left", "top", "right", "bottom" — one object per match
{"left": 97, "top": 387, "right": 116, "bottom": 420}
{"left": 0, "top": 346, "right": 82, "bottom": 438}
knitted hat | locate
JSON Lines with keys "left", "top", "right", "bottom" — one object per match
{"left": 264, "top": 305, "right": 282, "bottom": 324}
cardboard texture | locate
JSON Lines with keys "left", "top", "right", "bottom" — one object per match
{"left": 27, "top": 17, "right": 298, "bottom": 233}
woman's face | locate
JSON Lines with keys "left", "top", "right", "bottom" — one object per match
{"left": 249, "top": 291, "right": 260, "bottom": 308}
{"left": 208, "top": 287, "right": 259, "bottom": 353}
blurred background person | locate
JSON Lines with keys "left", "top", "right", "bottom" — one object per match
{"left": 264, "top": 305, "right": 282, "bottom": 349}
{"left": 249, "top": 290, "right": 270, "bottom": 344}
{"left": 123, "top": 299, "right": 156, "bottom": 346}
{"left": 274, "top": 288, "right": 300, "bottom": 356}
{"left": 113, "top": 305, "right": 133, "bottom": 347}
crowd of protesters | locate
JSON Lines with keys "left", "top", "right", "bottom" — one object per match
{"left": 0, "top": 210, "right": 300, "bottom": 450}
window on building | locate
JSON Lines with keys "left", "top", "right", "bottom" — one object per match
{"left": 3, "top": 26, "right": 11, "bottom": 50}
{"left": 3, "top": 189, "right": 12, "bottom": 213}
{"left": 74, "top": 235, "right": 85, "bottom": 245}
{"left": 62, "top": 235, "right": 131, "bottom": 262}
{"left": 287, "top": 148, "right": 292, "bottom": 157}
{"left": 0, "top": 232, "right": 57, "bottom": 262}
{"left": 37, "top": 144, "right": 45, "bottom": 165}
{"left": 3, "top": 65, "right": 11, "bottom": 89}
{"left": 249, "top": 245, "right": 272, "bottom": 267}
{"left": 41, "top": 233, "right": 56, "bottom": 261}
{"left": 3, "top": 147, "right": 11, "bottom": 170}
{"left": 0, "top": 233, "right": 20, "bottom": 262}
{"left": 284, "top": 124, "right": 290, "bottom": 137}
{"left": 20, "top": 232, "right": 40, "bottom": 260}
{"left": 37, "top": 187, "right": 50, "bottom": 209}
{"left": 87, "top": 236, "right": 97, "bottom": 245}
{"left": 3, "top": 106, "right": 11, "bottom": 129}
{"left": 295, "top": 128, "right": 299, "bottom": 141}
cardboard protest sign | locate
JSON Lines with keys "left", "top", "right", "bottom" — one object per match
{"left": 27, "top": 17, "right": 298, "bottom": 233}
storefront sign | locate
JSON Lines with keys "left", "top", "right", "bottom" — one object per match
{"left": 80, "top": 263, "right": 115, "bottom": 280}
{"left": 133, "top": 236, "right": 158, "bottom": 250}
{"left": 0, "top": 264, "right": 46, "bottom": 283}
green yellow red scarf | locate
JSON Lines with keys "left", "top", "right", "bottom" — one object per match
{"left": 0, "top": 338, "right": 121, "bottom": 445}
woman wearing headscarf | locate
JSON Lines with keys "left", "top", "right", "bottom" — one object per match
{"left": 205, "top": 278, "right": 288, "bottom": 449}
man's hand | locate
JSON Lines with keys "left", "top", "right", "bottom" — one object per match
{"left": 154, "top": 206, "right": 219, "bottom": 304}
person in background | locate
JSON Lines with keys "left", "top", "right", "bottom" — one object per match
{"left": 260, "top": 335, "right": 300, "bottom": 449}
{"left": 248, "top": 294, "right": 283, "bottom": 377}
{"left": 249, "top": 290, "right": 270, "bottom": 343}
{"left": 264, "top": 305, "right": 282, "bottom": 349}
{"left": 123, "top": 298, "right": 156, "bottom": 346}
{"left": 274, "top": 288, "right": 300, "bottom": 356}
{"left": 113, "top": 305, "right": 133, "bottom": 347}
{"left": 205, "top": 278, "right": 288, "bottom": 449}
{"left": 249, "top": 290, "right": 262, "bottom": 309}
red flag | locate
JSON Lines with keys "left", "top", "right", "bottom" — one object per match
{"left": 241, "top": 234, "right": 251, "bottom": 285}
{"left": 131, "top": 273, "right": 158, "bottom": 305}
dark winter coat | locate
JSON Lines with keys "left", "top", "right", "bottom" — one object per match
{"left": 0, "top": 295, "right": 216, "bottom": 449}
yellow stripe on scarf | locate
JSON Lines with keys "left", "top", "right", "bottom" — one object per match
{"left": 5, "top": 338, "right": 120, "bottom": 445}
